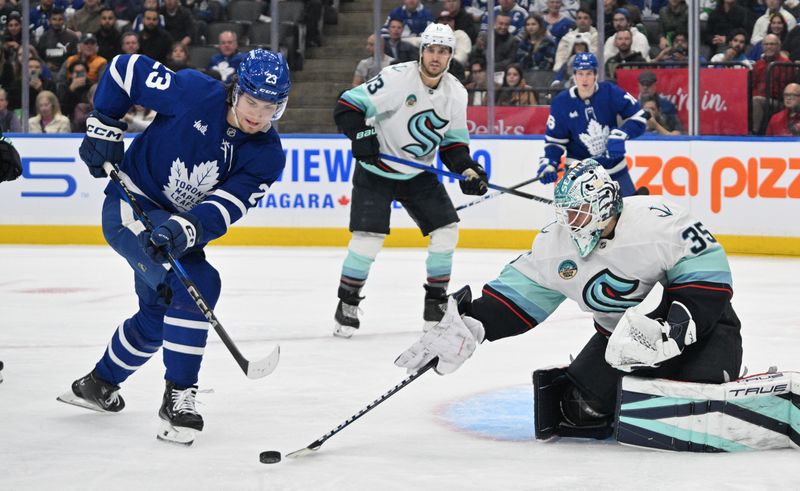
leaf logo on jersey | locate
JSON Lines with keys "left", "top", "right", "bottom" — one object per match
{"left": 578, "top": 119, "right": 610, "bottom": 157}
{"left": 402, "top": 109, "right": 449, "bottom": 158}
{"left": 163, "top": 158, "right": 220, "bottom": 212}
{"left": 582, "top": 269, "right": 641, "bottom": 313}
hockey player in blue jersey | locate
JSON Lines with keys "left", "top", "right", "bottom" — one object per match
{"left": 536, "top": 52, "right": 646, "bottom": 196}
{"left": 57, "top": 49, "right": 291, "bottom": 445}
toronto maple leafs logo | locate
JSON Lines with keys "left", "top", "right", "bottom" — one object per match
{"left": 163, "top": 158, "right": 220, "bottom": 211}
{"left": 578, "top": 119, "right": 610, "bottom": 157}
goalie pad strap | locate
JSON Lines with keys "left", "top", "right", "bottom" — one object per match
{"left": 615, "top": 371, "right": 800, "bottom": 452}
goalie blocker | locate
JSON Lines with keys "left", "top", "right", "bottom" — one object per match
{"left": 534, "top": 367, "right": 800, "bottom": 451}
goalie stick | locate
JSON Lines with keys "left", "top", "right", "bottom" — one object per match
{"left": 286, "top": 358, "right": 437, "bottom": 458}
{"left": 102, "top": 162, "right": 279, "bottom": 379}
{"left": 379, "top": 154, "right": 553, "bottom": 205}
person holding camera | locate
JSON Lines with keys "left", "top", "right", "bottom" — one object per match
{"left": 8, "top": 57, "right": 56, "bottom": 114}
{"left": 60, "top": 60, "right": 92, "bottom": 124}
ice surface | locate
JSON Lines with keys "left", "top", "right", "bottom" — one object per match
{"left": 0, "top": 246, "right": 798, "bottom": 490}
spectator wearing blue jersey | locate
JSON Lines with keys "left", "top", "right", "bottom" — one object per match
{"left": 59, "top": 49, "right": 291, "bottom": 446}
{"left": 29, "top": 0, "right": 57, "bottom": 37}
{"left": 479, "top": 0, "right": 528, "bottom": 36}
{"left": 382, "top": 0, "right": 433, "bottom": 41}
{"left": 541, "top": 0, "right": 575, "bottom": 44}
{"left": 208, "top": 30, "right": 244, "bottom": 82}
{"left": 516, "top": 14, "right": 556, "bottom": 71}
{"left": 537, "top": 52, "right": 647, "bottom": 196}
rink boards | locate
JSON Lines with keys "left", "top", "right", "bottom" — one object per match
{"left": 0, "top": 134, "right": 798, "bottom": 256}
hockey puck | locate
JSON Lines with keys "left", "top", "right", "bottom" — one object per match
{"left": 259, "top": 450, "right": 281, "bottom": 464}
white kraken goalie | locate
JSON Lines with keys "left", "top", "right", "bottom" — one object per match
{"left": 395, "top": 159, "right": 798, "bottom": 452}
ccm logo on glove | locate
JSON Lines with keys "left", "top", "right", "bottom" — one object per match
{"left": 86, "top": 118, "right": 125, "bottom": 142}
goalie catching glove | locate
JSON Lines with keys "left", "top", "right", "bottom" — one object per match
{"left": 605, "top": 301, "right": 697, "bottom": 372}
{"left": 395, "top": 295, "right": 485, "bottom": 375}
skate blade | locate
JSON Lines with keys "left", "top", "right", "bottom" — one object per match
{"left": 156, "top": 420, "right": 198, "bottom": 446}
{"left": 57, "top": 390, "right": 107, "bottom": 413}
{"left": 333, "top": 322, "right": 356, "bottom": 338}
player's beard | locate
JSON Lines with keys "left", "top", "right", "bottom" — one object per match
{"left": 420, "top": 56, "right": 449, "bottom": 82}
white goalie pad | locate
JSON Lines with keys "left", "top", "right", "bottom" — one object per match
{"left": 616, "top": 370, "right": 800, "bottom": 452}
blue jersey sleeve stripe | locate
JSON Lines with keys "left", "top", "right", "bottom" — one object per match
{"left": 545, "top": 135, "right": 570, "bottom": 144}
{"left": 212, "top": 188, "right": 247, "bottom": 217}
{"left": 198, "top": 200, "right": 231, "bottom": 229}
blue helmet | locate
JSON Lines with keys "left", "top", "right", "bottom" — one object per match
{"left": 572, "top": 52, "right": 598, "bottom": 73}
{"left": 236, "top": 48, "right": 292, "bottom": 120}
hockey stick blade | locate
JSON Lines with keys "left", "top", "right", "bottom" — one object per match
{"left": 285, "top": 444, "right": 320, "bottom": 459}
{"left": 246, "top": 345, "right": 280, "bottom": 379}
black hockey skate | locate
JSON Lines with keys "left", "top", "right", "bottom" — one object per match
{"left": 423, "top": 284, "right": 447, "bottom": 331}
{"left": 0, "top": 360, "right": 4, "bottom": 384}
{"left": 57, "top": 370, "right": 125, "bottom": 413}
{"left": 157, "top": 381, "right": 204, "bottom": 446}
{"left": 334, "top": 299, "right": 361, "bottom": 338}
{"left": 333, "top": 287, "right": 363, "bottom": 338}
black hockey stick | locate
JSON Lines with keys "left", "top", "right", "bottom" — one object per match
{"left": 286, "top": 358, "right": 438, "bottom": 458}
{"left": 102, "top": 162, "right": 280, "bottom": 379}
{"left": 379, "top": 154, "right": 553, "bottom": 205}
{"left": 456, "top": 174, "right": 546, "bottom": 211}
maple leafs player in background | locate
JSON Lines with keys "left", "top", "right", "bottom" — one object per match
{"left": 537, "top": 53, "right": 647, "bottom": 196}
{"left": 396, "top": 160, "right": 742, "bottom": 440}
{"left": 57, "top": 49, "right": 291, "bottom": 445}
{"left": 0, "top": 133, "right": 22, "bottom": 385}
{"left": 331, "top": 23, "right": 489, "bottom": 338}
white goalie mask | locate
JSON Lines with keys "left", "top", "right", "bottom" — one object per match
{"left": 419, "top": 23, "right": 455, "bottom": 74}
{"left": 554, "top": 159, "right": 623, "bottom": 257}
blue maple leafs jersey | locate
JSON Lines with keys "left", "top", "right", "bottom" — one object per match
{"left": 544, "top": 82, "right": 646, "bottom": 165}
{"left": 94, "top": 54, "right": 286, "bottom": 243}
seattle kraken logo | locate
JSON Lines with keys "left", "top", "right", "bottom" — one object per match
{"left": 402, "top": 110, "right": 448, "bottom": 157}
{"left": 582, "top": 269, "right": 641, "bottom": 313}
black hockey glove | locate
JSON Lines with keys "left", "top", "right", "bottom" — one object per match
{"left": 459, "top": 161, "right": 489, "bottom": 196}
{"left": 0, "top": 137, "right": 22, "bottom": 182}
{"left": 347, "top": 126, "right": 380, "bottom": 166}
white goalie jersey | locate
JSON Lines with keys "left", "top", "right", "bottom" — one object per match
{"left": 486, "top": 196, "right": 734, "bottom": 333}
{"left": 339, "top": 61, "right": 470, "bottom": 179}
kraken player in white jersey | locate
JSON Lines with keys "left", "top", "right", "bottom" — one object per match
{"left": 332, "top": 23, "right": 489, "bottom": 338}
{"left": 396, "top": 159, "right": 742, "bottom": 441}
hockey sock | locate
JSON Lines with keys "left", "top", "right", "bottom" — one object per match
{"left": 95, "top": 316, "right": 161, "bottom": 385}
{"left": 162, "top": 309, "right": 210, "bottom": 388}
{"left": 340, "top": 232, "right": 384, "bottom": 299}
{"left": 426, "top": 224, "right": 457, "bottom": 291}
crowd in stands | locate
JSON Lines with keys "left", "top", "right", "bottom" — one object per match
{"left": 0, "top": 0, "right": 322, "bottom": 133}
{"left": 4, "top": 0, "right": 800, "bottom": 136}
{"left": 349, "top": 0, "right": 800, "bottom": 135}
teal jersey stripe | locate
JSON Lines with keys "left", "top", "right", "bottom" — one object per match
{"left": 360, "top": 161, "right": 417, "bottom": 180}
{"left": 618, "top": 416, "right": 753, "bottom": 452}
{"left": 441, "top": 128, "right": 470, "bottom": 146}
{"left": 342, "top": 249, "right": 376, "bottom": 280}
{"left": 341, "top": 87, "right": 377, "bottom": 119}
{"left": 486, "top": 265, "right": 565, "bottom": 323}
{"left": 426, "top": 250, "right": 454, "bottom": 277}
{"left": 667, "top": 246, "right": 733, "bottom": 286}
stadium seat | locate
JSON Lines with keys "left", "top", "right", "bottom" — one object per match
{"left": 206, "top": 22, "right": 246, "bottom": 45}
{"left": 188, "top": 45, "right": 219, "bottom": 70}
{"left": 524, "top": 69, "right": 553, "bottom": 88}
{"left": 278, "top": 1, "right": 305, "bottom": 23}
{"left": 228, "top": 1, "right": 265, "bottom": 25}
